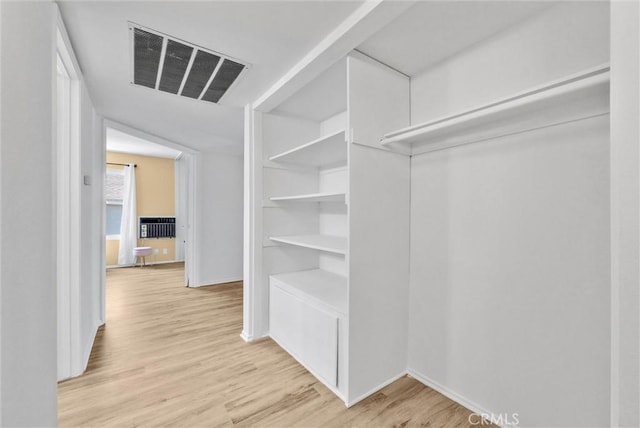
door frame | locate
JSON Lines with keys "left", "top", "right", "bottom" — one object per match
{"left": 55, "top": 13, "right": 83, "bottom": 381}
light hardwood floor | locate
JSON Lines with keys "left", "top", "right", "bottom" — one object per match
{"left": 58, "top": 263, "right": 482, "bottom": 427}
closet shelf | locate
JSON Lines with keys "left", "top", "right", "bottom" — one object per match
{"left": 269, "top": 234, "right": 347, "bottom": 255}
{"left": 268, "top": 129, "right": 347, "bottom": 168}
{"left": 380, "top": 64, "right": 610, "bottom": 155}
{"left": 270, "top": 192, "right": 346, "bottom": 203}
{"left": 270, "top": 269, "right": 347, "bottom": 315}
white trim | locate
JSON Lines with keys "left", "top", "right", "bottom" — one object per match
{"left": 106, "top": 259, "right": 183, "bottom": 269}
{"left": 610, "top": 2, "right": 640, "bottom": 425}
{"left": 99, "top": 116, "right": 107, "bottom": 325}
{"left": 55, "top": 10, "right": 81, "bottom": 80}
{"left": 106, "top": 235, "right": 120, "bottom": 241}
{"left": 243, "top": 106, "right": 265, "bottom": 341}
{"left": 189, "top": 276, "right": 243, "bottom": 288}
{"left": 55, "top": 12, "right": 84, "bottom": 380}
{"left": 104, "top": 119, "right": 197, "bottom": 156}
{"left": 239, "top": 331, "right": 269, "bottom": 343}
{"left": 185, "top": 152, "right": 199, "bottom": 287}
{"left": 345, "top": 371, "right": 407, "bottom": 407}
{"left": 407, "top": 369, "right": 513, "bottom": 428}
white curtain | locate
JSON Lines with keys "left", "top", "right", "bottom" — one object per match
{"left": 118, "top": 165, "right": 137, "bottom": 265}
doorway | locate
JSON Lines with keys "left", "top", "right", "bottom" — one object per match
{"left": 102, "top": 122, "right": 196, "bottom": 287}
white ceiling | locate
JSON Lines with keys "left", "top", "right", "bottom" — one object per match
{"left": 60, "top": 1, "right": 556, "bottom": 155}
{"left": 106, "top": 128, "right": 182, "bottom": 159}
{"left": 357, "top": 1, "right": 554, "bottom": 77}
{"left": 58, "top": 1, "right": 363, "bottom": 153}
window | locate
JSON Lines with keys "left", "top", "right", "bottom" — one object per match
{"left": 106, "top": 168, "right": 124, "bottom": 239}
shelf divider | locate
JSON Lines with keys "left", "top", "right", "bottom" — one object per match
{"left": 270, "top": 192, "right": 346, "bottom": 203}
{"left": 269, "top": 234, "right": 347, "bottom": 255}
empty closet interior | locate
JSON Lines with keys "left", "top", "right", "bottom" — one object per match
{"left": 246, "top": 2, "right": 611, "bottom": 427}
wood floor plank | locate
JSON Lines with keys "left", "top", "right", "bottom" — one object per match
{"left": 58, "top": 263, "right": 488, "bottom": 427}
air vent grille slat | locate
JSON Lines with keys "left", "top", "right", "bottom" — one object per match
{"left": 202, "top": 59, "right": 245, "bottom": 103}
{"left": 182, "top": 51, "right": 221, "bottom": 99}
{"left": 130, "top": 23, "right": 247, "bottom": 104}
{"left": 133, "top": 28, "right": 163, "bottom": 88}
{"left": 159, "top": 40, "right": 194, "bottom": 94}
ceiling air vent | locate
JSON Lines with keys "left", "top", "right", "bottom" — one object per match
{"left": 129, "top": 23, "right": 248, "bottom": 104}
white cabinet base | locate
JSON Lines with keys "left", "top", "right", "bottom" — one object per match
{"left": 269, "top": 280, "right": 341, "bottom": 394}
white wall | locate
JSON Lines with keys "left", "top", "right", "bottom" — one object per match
{"left": 610, "top": 1, "right": 640, "bottom": 425}
{"left": 0, "top": 2, "right": 57, "bottom": 425}
{"left": 193, "top": 152, "right": 243, "bottom": 286}
{"left": 409, "top": 117, "right": 610, "bottom": 426}
{"left": 410, "top": 1, "right": 610, "bottom": 125}
{"left": 407, "top": 2, "right": 611, "bottom": 426}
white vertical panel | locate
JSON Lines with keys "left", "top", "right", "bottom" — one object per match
{"left": 346, "top": 53, "right": 411, "bottom": 404}
{"left": 243, "top": 107, "right": 266, "bottom": 340}
{"left": 347, "top": 52, "right": 410, "bottom": 152}
{"left": 270, "top": 284, "right": 339, "bottom": 387}
{"left": 610, "top": 1, "right": 640, "bottom": 425}
{"left": 348, "top": 144, "right": 410, "bottom": 404}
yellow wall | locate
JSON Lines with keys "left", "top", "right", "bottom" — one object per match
{"left": 106, "top": 152, "right": 176, "bottom": 266}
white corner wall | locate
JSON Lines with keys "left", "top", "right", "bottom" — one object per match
{"left": 193, "top": 152, "right": 243, "bottom": 286}
{"left": 407, "top": 2, "right": 611, "bottom": 427}
{"left": 0, "top": 2, "right": 58, "bottom": 425}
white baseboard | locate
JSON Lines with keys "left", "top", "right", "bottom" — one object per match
{"left": 106, "top": 260, "right": 183, "bottom": 269}
{"left": 345, "top": 371, "right": 407, "bottom": 407}
{"left": 407, "top": 368, "right": 513, "bottom": 428}
{"left": 240, "top": 331, "right": 269, "bottom": 343}
{"left": 190, "top": 276, "right": 242, "bottom": 288}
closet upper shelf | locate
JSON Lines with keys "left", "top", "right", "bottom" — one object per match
{"left": 268, "top": 129, "right": 347, "bottom": 168}
{"left": 269, "top": 234, "right": 347, "bottom": 255}
{"left": 380, "top": 64, "right": 610, "bottom": 155}
{"left": 270, "top": 192, "right": 346, "bottom": 203}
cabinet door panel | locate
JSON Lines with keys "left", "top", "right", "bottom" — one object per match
{"left": 270, "top": 284, "right": 338, "bottom": 387}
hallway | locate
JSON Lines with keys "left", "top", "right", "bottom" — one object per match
{"left": 58, "top": 264, "right": 478, "bottom": 427}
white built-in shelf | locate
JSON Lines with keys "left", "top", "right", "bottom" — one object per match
{"left": 268, "top": 129, "right": 347, "bottom": 168}
{"left": 270, "top": 192, "right": 346, "bottom": 203}
{"left": 380, "top": 64, "right": 610, "bottom": 155}
{"left": 269, "top": 234, "right": 347, "bottom": 255}
{"left": 270, "top": 269, "right": 348, "bottom": 314}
